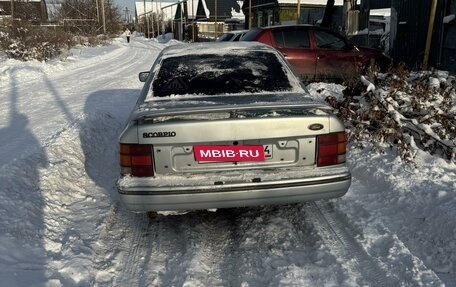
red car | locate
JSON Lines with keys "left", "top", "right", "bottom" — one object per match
{"left": 242, "top": 25, "right": 389, "bottom": 82}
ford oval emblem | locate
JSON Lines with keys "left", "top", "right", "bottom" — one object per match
{"left": 308, "top": 123, "right": 324, "bottom": 131}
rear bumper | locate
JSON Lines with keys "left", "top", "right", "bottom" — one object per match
{"left": 117, "top": 171, "right": 351, "bottom": 212}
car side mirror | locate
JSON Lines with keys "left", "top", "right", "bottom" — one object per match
{"left": 138, "top": 72, "right": 150, "bottom": 82}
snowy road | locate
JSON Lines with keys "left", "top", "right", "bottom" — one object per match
{"left": 0, "top": 36, "right": 454, "bottom": 286}
{"left": 99, "top": 202, "right": 443, "bottom": 287}
{"left": 0, "top": 37, "right": 161, "bottom": 166}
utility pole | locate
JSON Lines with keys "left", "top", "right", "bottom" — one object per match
{"left": 124, "top": 7, "right": 129, "bottom": 23}
{"left": 155, "top": 0, "right": 160, "bottom": 35}
{"left": 151, "top": 0, "right": 155, "bottom": 38}
{"left": 423, "top": 0, "right": 438, "bottom": 69}
{"left": 192, "top": 0, "right": 195, "bottom": 42}
{"left": 101, "top": 0, "right": 106, "bottom": 34}
{"left": 180, "top": 1, "right": 183, "bottom": 40}
{"left": 143, "top": 0, "right": 145, "bottom": 34}
{"left": 10, "top": 0, "right": 15, "bottom": 28}
{"left": 297, "top": 0, "right": 301, "bottom": 24}
{"left": 10, "top": 0, "right": 14, "bottom": 18}
{"left": 214, "top": 0, "right": 217, "bottom": 39}
{"left": 96, "top": 0, "right": 100, "bottom": 24}
{"left": 161, "top": 0, "right": 165, "bottom": 36}
{"left": 248, "top": 0, "right": 251, "bottom": 29}
{"left": 144, "top": 0, "right": 149, "bottom": 37}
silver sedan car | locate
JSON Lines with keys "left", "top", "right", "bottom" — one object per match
{"left": 117, "top": 42, "right": 351, "bottom": 212}
{"left": 216, "top": 29, "right": 249, "bottom": 41}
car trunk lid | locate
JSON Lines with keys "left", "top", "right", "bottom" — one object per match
{"left": 133, "top": 95, "right": 333, "bottom": 174}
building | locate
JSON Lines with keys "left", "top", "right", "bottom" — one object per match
{"left": 180, "top": 0, "right": 245, "bottom": 40}
{"left": 361, "top": 0, "right": 455, "bottom": 72}
{"left": 172, "top": 0, "right": 244, "bottom": 40}
{"left": 136, "top": 0, "right": 245, "bottom": 41}
{"left": 241, "top": 0, "right": 346, "bottom": 30}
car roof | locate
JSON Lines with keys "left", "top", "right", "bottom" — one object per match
{"left": 226, "top": 29, "right": 249, "bottom": 34}
{"left": 251, "top": 24, "right": 334, "bottom": 32}
{"left": 159, "top": 41, "right": 280, "bottom": 58}
{"left": 216, "top": 30, "right": 250, "bottom": 41}
{"left": 262, "top": 24, "right": 313, "bottom": 29}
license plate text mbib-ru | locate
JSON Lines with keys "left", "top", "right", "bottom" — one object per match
{"left": 194, "top": 145, "right": 266, "bottom": 162}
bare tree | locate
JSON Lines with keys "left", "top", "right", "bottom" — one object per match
{"left": 57, "top": 0, "right": 122, "bottom": 34}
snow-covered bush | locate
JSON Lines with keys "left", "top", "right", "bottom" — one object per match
{"left": 0, "top": 23, "right": 75, "bottom": 61}
{"left": 327, "top": 66, "right": 456, "bottom": 162}
{"left": 0, "top": 23, "right": 114, "bottom": 61}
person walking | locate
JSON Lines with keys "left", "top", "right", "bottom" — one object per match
{"left": 125, "top": 28, "right": 131, "bottom": 43}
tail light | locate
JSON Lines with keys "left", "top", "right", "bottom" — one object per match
{"left": 120, "top": 144, "right": 154, "bottom": 177}
{"left": 317, "top": 132, "right": 347, "bottom": 167}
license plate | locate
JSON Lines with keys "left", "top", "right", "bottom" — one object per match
{"left": 263, "top": 144, "right": 273, "bottom": 159}
{"left": 194, "top": 145, "right": 266, "bottom": 162}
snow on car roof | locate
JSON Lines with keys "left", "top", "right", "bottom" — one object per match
{"left": 158, "top": 41, "right": 278, "bottom": 57}
{"left": 143, "top": 42, "right": 305, "bottom": 102}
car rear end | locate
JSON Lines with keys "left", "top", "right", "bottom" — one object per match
{"left": 117, "top": 43, "right": 351, "bottom": 212}
{"left": 118, "top": 99, "right": 350, "bottom": 212}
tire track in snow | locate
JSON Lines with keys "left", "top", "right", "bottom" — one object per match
{"left": 91, "top": 203, "right": 123, "bottom": 286}
{"left": 141, "top": 214, "right": 190, "bottom": 286}
{"left": 174, "top": 210, "right": 242, "bottom": 286}
{"left": 305, "top": 201, "right": 444, "bottom": 287}
{"left": 109, "top": 208, "right": 253, "bottom": 287}
{"left": 306, "top": 201, "right": 393, "bottom": 286}
{"left": 213, "top": 206, "right": 333, "bottom": 287}
{"left": 94, "top": 198, "right": 443, "bottom": 286}
{"left": 90, "top": 204, "right": 151, "bottom": 287}
{"left": 1, "top": 38, "right": 161, "bottom": 169}
{"left": 147, "top": 210, "right": 242, "bottom": 286}
{"left": 53, "top": 41, "right": 160, "bottom": 92}
{"left": 0, "top": 38, "right": 151, "bottom": 94}
{"left": 113, "top": 212, "right": 151, "bottom": 287}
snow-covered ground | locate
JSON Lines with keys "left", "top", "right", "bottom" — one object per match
{"left": 0, "top": 35, "right": 455, "bottom": 287}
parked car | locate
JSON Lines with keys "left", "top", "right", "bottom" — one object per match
{"left": 216, "top": 29, "right": 249, "bottom": 42}
{"left": 117, "top": 42, "right": 351, "bottom": 212}
{"left": 241, "top": 25, "right": 390, "bottom": 82}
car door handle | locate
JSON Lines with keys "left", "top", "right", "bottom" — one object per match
{"left": 317, "top": 54, "right": 326, "bottom": 59}
{"left": 282, "top": 53, "right": 288, "bottom": 57}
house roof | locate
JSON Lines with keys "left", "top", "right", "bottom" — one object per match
{"left": 187, "top": 0, "right": 200, "bottom": 19}
{"left": 198, "top": 0, "right": 244, "bottom": 20}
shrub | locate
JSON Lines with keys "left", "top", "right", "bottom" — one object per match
{"left": 0, "top": 23, "right": 75, "bottom": 61}
{"left": 0, "top": 22, "right": 115, "bottom": 62}
{"left": 326, "top": 66, "right": 456, "bottom": 162}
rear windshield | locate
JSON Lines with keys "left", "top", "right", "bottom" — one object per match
{"left": 151, "top": 51, "right": 293, "bottom": 97}
{"left": 241, "top": 28, "right": 263, "bottom": 41}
